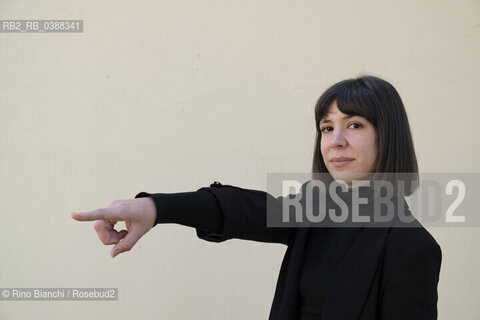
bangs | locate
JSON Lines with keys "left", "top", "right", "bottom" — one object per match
{"left": 316, "top": 81, "right": 378, "bottom": 129}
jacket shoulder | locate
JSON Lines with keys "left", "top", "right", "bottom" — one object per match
{"left": 381, "top": 217, "right": 442, "bottom": 286}
{"left": 387, "top": 218, "right": 441, "bottom": 252}
{"left": 378, "top": 217, "right": 442, "bottom": 319}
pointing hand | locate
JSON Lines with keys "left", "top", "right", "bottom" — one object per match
{"left": 71, "top": 197, "right": 156, "bottom": 258}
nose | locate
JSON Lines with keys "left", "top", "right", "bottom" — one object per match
{"left": 331, "top": 128, "right": 347, "bottom": 148}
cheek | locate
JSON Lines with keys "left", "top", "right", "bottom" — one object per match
{"left": 320, "top": 139, "right": 328, "bottom": 159}
{"left": 351, "top": 138, "right": 377, "bottom": 166}
{"left": 362, "top": 136, "right": 379, "bottom": 169}
{"left": 365, "top": 149, "right": 378, "bottom": 169}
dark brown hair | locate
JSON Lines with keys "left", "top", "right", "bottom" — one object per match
{"left": 312, "top": 75, "right": 418, "bottom": 196}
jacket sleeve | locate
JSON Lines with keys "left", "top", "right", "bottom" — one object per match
{"left": 135, "top": 181, "right": 294, "bottom": 246}
{"left": 380, "top": 240, "right": 442, "bottom": 320}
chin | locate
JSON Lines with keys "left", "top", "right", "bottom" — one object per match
{"left": 329, "top": 171, "right": 372, "bottom": 186}
{"left": 329, "top": 172, "right": 353, "bottom": 186}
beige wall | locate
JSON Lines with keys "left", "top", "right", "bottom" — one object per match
{"left": 1, "top": 0, "right": 479, "bottom": 319}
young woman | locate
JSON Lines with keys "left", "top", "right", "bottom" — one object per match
{"left": 72, "top": 75, "right": 442, "bottom": 320}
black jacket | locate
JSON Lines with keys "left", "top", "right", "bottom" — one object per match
{"left": 136, "top": 181, "right": 442, "bottom": 320}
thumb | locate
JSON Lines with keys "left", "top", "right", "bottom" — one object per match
{"left": 110, "top": 227, "right": 144, "bottom": 258}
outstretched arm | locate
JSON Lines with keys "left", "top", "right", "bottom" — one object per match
{"left": 71, "top": 181, "right": 294, "bottom": 258}
{"left": 136, "top": 182, "right": 294, "bottom": 245}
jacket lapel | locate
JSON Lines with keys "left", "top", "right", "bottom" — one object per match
{"left": 270, "top": 227, "right": 310, "bottom": 320}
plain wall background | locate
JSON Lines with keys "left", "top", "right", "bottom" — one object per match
{"left": 1, "top": 0, "right": 479, "bottom": 319}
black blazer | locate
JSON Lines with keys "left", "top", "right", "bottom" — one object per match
{"left": 139, "top": 181, "right": 442, "bottom": 320}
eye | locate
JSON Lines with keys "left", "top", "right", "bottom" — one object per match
{"left": 320, "top": 126, "right": 333, "bottom": 133}
{"left": 348, "top": 122, "right": 362, "bottom": 129}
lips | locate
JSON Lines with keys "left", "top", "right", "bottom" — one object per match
{"left": 330, "top": 157, "right": 354, "bottom": 167}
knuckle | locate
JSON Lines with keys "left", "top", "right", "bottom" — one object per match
{"left": 105, "top": 234, "right": 115, "bottom": 245}
{"left": 98, "top": 235, "right": 109, "bottom": 245}
{"left": 93, "top": 222, "right": 109, "bottom": 244}
{"left": 93, "top": 221, "right": 103, "bottom": 231}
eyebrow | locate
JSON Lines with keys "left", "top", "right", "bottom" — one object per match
{"left": 319, "top": 115, "right": 355, "bottom": 124}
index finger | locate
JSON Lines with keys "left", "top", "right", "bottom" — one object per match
{"left": 71, "top": 208, "right": 117, "bottom": 222}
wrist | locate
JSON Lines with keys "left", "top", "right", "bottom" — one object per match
{"left": 136, "top": 197, "right": 157, "bottom": 228}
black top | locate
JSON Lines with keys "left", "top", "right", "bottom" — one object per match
{"left": 298, "top": 227, "right": 363, "bottom": 319}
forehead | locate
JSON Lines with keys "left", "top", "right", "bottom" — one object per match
{"left": 322, "top": 102, "right": 341, "bottom": 116}
{"left": 320, "top": 103, "right": 358, "bottom": 121}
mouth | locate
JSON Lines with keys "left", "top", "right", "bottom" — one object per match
{"left": 330, "top": 157, "right": 354, "bottom": 168}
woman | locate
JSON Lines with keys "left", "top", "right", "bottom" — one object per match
{"left": 72, "top": 75, "right": 442, "bottom": 319}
